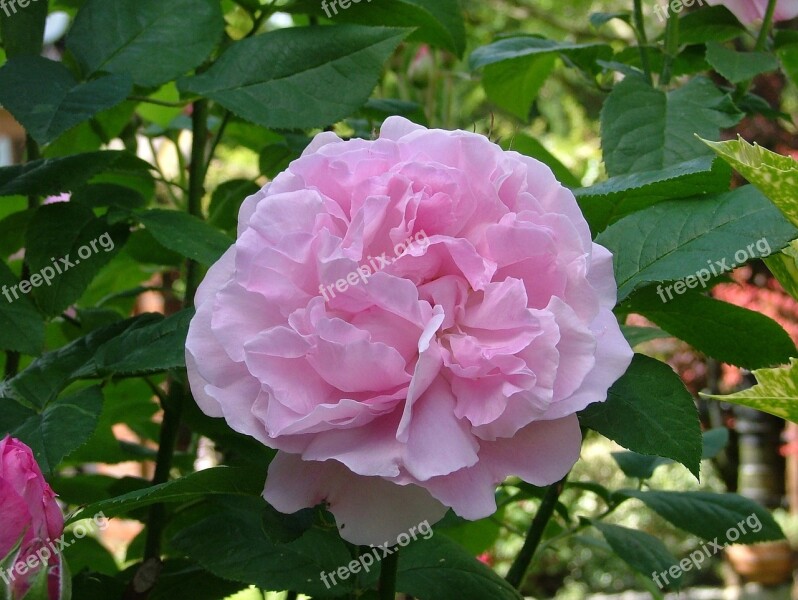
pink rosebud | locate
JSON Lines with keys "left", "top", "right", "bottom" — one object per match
{"left": 705, "top": 0, "right": 798, "bottom": 24}
{"left": 0, "top": 437, "right": 65, "bottom": 599}
{"left": 186, "top": 117, "right": 633, "bottom": 546}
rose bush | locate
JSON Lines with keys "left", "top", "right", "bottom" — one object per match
{"left": 705, "top": 0, "right": 798, "bottom": 24}
{"left": 186, "top": 117, "right": 633, "bottom": 545}
{"left": 0, "top": 437, "right": 64, "bottom": 599}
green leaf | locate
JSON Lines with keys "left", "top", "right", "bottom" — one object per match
{"left": 137, "top": 209, "right": 232, "bottom": 266}
{"left": 705, "top": 42, "right": 779, "bottom": 84}
{"left": 0, "top": 151, "right": 153, "bottom": 198}
{"left": 0, "top": 56, "right": 131, "bottom": 146}
{"left": 170, "top": 496, "right": 355, "bottom": 597}
{"left": 209, "top": 180, "right": 260, "bottom": 231}
{"left": 69, "top": 466, "right": 265, "bottom": 523}
{"left": 579, "top": 355, "right": 702, "bottom": 478}
{"left": 703, "top": 135, "right": 798, "bottom": 228}
{"left": 503, "top": 133, "right": 581, "bottom": 189}
{"left": 396, "top": 535, "right": 523, "bottom": 600}
{"left": 0, "top": 261, "right": 45, "bottom": 356}
{"left": 73, "top": 309, "right": 192, "bottom": 378}
{"left": 595, "top": 185, "right": 798, "bottom": 302}
{"left": 678, "top": 5, "right": 746, "bottom": 45}
{"left": 0, "top": 0, "right": 47, "bottom": 58}
{"left": 482, "top": 54, "right": 556, "bottom": 120}
{"left": 765, "top": 240, "right": 798, "bottom": 301}
{"left": 627, "top": 289, "right": 795, "bottom": 369}
{"left": 0, "top": 386, "right": 103, "bottom": 474}
{"left": 149, "top": 561, "right": 247, "bottom": 600}
{"left": 618, "top": 490, "right": 785, "bottom": 544}
{"left": 67, "top": 0, "right": 225, "bottom": 88}
{"left": 600, "top": 76, "right": 741, "bottom": 177}
{"left": 179, "top": 25, "right": 410, "bottom": 129}
{"left": 612, "top": 452, "right": 672, "bottom": 479}
{"left": 470, "top": 37, "right": 613, "bottom": 75}
{"left": 25, "top": 203, "right": 127, "bottom": 315}
{"left": 777, "top": 43, "right": 798, "bottom": 89}
{"left": 620, "top": 325, "right": 670, "bottom": 348}
{"left": 591, "top": 522, "right": 679, "bottom": 587}
{"left": 576, "top": 157, "right": 732, "bottom": 234}
{"left": 702, "top": 428, "right": 730, "bottom": 459}
{"left": 702, "top": 358, "right": 798, "bottom": 424}
{"left": 286, "top": 0, "right": 466, "bottom": 56}
{"left": 4, "top": 315, "right": 161, "bottom": 409}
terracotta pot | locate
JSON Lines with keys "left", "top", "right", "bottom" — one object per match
{"left": 725, "top": 541, "right": 794, "bottom": 585}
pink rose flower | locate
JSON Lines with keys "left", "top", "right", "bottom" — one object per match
{"left": 0, "top": 437, "right": 65, "bottom": 599}
{"left": 186, "top": 117, "right": 633, "bottom": 545}
{"left": 705, "top": 0, "right": 798, "bottom": 24}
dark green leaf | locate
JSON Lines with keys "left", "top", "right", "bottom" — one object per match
{"left": 0, "top": 56, "right": 131, "bottom": 145}
{"left": 67, "top": 0, "right": 225, "bottom": 87}
{"left": 137, "top": 209, "right": 232, "bottom": 266}
{"left": 25, "top": 203, "right": 128, "bottom": 315}
{"left": 73, "top": 309, "right": 192, "bottom": 377}
{"left": 0, "top": 261, "right": 45, "bottom": 356}
{"left": 596, "top": 186, "right": 798, "bottom": 301}
{"left": 179, "top": 25, "right": 410, "bottom": 129}
{"left": 600, "top": 76, "right": 741, "bottom": 176}
{"left": 706, "top": 42, "right": 779, "bottom": 83}
{"left": 627, "top": 289, "right": 796, "bottom": 369}
{"left": 678, "top": 5, "right": 746, "bottom": 45}
{"left": 579, "top": 355, "right": 702, "bottom": 478}
{"left": 0, "top": 151, "right": 153, "bottom": 198}
{"left": 69, "top": 466, "right": 265, "bottom": 523}
{"left": 702, "top": 428, "right": 730, "bottom": 459}
{"left": 470, "top": 37, "right": 612, "bottom": 75}
{"left": 592, "top": 522, "right": 679, "bottom": 587}
{"left": 576, "top": 157, "right": 731, "bottom": 233}
{"left": 612, "top": 452, "right": 672, "bottom": 479}
{"left": 618, "top": 490, "right": 785, "bottom": 543}
{"left": 0, "top": 386, "right": 103, "bottom": 473}
{"left": 620, "top": 325, "right": 670, "bottom": 347}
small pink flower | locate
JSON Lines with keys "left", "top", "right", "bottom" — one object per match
{"left": 42, "top": 193, "right": 71, "bottom": 205}
{"left": 0, "top": 437, "right": 64, "bottom": 599}
{"left": 186, "top": 117, "right": 633, "bottom": 545}
{"left": 705, "top": 0, "right": 798, "bottom": 24}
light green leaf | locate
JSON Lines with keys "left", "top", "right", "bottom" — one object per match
{"left": 579, "top": 355, "right": 702, "bottom": 478}
{"left": 137, "top": 209, "right": 232, "bottom": 266}
{"left": 0, "top": 56, "right": 131, "bottom": 146}
{"left": 705, "top": 42, "right": 779, "bottom": 83}
{"left": 596, "top": 185, "right": 798, "bottom": 302}
{"left": 503, "top": 133, "right": 581, "bottom": 189}
{"left": 600, "top": 76, "right": 741, "bottom": 176}
{"left": 576, "top": 156, "right": 732, "bottom": 233}
{"left": 179, "top": 25, "right": 410, "bottom": 130}
{"left": 765, "top": 239, "right": 798, "bottom": 301}
{"left": 703, "top": 135, "right": 798, "bottom": 227}
{"left": 627, "top": 289, "right": 795, "bottom": 369}
{"left": 67, "top": 0, "right": 224, "bottom": 88}
{"left": 702, "top": 358, "right": 798, "bottom": 424}
{"left": 618, "top": 490, "right": 785, "bottom": 544}
{"left": 483, "top": 54, "right": 556, "bottom": 120}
